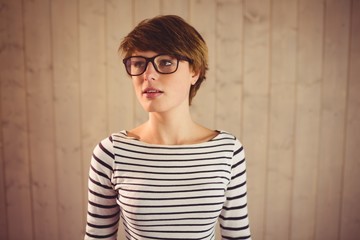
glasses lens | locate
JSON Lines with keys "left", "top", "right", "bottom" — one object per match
{"left": 154, "top": 55, "right": 178, "bottom": 74}
{"left": 125, "top": 57, "right": 147, "bottom": 76}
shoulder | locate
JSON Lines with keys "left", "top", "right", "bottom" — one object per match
{"left": 215, "top": 131, "right": 245, "bottom": 156}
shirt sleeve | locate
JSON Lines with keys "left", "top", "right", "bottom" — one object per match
{"left": 219, "top": 139, "right": 251, "bottom": 239}
{"left": 85, "top": 136, "right": 120, "bottom": 240}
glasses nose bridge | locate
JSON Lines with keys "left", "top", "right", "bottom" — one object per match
{"left": 144, "top": 56, "right": 158, "bottom": 73}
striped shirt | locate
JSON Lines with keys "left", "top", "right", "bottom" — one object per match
{"left": 85, "top": 130, "right": 251, "bottom": 240}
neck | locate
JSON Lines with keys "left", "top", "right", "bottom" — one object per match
{"left": 145, "top": 109, "right": 197, "bottom": 145}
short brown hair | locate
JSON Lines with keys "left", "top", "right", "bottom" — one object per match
{"left": 119, "top": 15, "right": 208, "bottom": 105}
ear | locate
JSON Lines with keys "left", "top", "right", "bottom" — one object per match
{"left": 190, "top": 69, "right": 200, "bottom": 85}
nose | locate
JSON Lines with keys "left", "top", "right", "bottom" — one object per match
{"left": 143, "top": 61, "right": 157, "bottom": 81}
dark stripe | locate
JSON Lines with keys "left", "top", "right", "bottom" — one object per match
{"left": 120, "top": 193, "right": 225, "bottom": 201}
{"left": 87, "top": 210, "right": 120, "bottom": 219}
{"left": 231, "top": 169, "right": 246, "bottom": 181}
{"left": 87, "top": 218, "right": 119, "bottom": 229}
{"left": 89, "top": 176, "right": 113, "bottom": 190}
{"left": 115, "top": 154, "right": 231, "bottom": 162}
{"left": 117, "top": 161, "right": 231, "bottom": 169}
{"left": 89, "top": 200, "right": 118, "bottom": 209}
{"left": 92, "top": 153, "right": 112, "bottom": 171}
{"left": 119, "top": 198, "right": 225, "bottom": 208}
{"left": 121, "top": 207, "right": 222, "bottom": 216}
{"left": 226, "top": 192, "right": 247, "bottom": 201}
{"left": 115, "top": 146, "right": 233, "bottom": 156}
{"left": 232, "top": 158, "right": 245, "bottom": 169}
{"left": 113, "top": 175, "right": 230, "bottom": 182}
{"left": 85, "top": 229, "right": 118, "bottom": 239}
{"left": 88, "top": 188, "right": 117, "bottom": 199}
{"left": 219, "top": 214, "right": 248, "bottom": 221}
{"left": 114, "top": 138, "right": 234, "bottom": 150}
{"left": 118, "top": 186, "right": 225, "bottom": 194}
{"left": 221, "top": 234, "right": 251, "bottom": 240}
{"left": 222, "top": 203, "right": 247, "bottom": 211}
{"left": 90, "top": 165, "right": 110, "bottom": 180}
{"left": 227, "top": 181, "right": 246, "bottom": 191}
{"left": 99, "top": 141, "right": 114, "bottom": 159}
{"left": 114, "top": 168, "right": 231, "bottom": 176}
{"left": 233, "top": 146, "right": 244, "bottom": 157}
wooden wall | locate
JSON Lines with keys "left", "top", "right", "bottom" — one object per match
{"left": 0, "top": 0, "right": 359, "bottom": 239}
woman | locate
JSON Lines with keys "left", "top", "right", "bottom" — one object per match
{"left": 85, "top": 15, "right": 251, "bottom": 240}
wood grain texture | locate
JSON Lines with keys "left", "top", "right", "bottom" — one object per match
{"left": 265, "top": 0, "right": 297, "bottom": 239}
{"left": 290, "top": 0, "right": 324, "bottom": 239}
{"left": 106, "top": 0, "right": 135, "bottom": 133}
{"left": 242, "top": 0, "right": 270, "bottom": 239}
{"left": 189, "top": 0, "right": 216, "bottom": 129}
{"left": 0, "top": 1, "right": 34, "bottom": 239}
{"left": 215, "top": 0, "right": 243, "bottom": 138}
{"left": 0, "top": 1, "right": 359, "bottom": 239}
{"left": 160, "top": 0, "right": 189, "bottom": 18}
{"left": 51, "top": 0, "right": 84, "bottom": 238}
{"left": 0, "top": 50, "right": 8, "bottom": 240}
{"left": 79, "top": 0, "right": 108, "bottom": 220}
{"left": 340, "top": 0, "right": 360, "bottom": 239}
{"left": 23, "top": 0, "right": 59, "bottom": 239}
{"left": 315, "top": 0, "right": 351, "bottom": 239}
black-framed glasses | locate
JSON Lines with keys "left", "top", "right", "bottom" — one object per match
{"left": 123, "top": 54, "right": 192, "bottom": 76}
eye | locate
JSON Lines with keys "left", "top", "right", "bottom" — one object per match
{"left": 159, "top": 59, "right": 174, "bottom": 67}
{"left": 156, "top": 55, "right": 177, "bottom": 68}
{"left": 131, "top": 60, "right": 146, "bottom": 69}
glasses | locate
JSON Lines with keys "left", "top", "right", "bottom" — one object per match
{"left": 123, "top": 54, "right": 192, "bottom": 76}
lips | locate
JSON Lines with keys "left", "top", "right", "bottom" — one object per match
{"left": 142, "top": 87, "right": 163, "bottom": 98}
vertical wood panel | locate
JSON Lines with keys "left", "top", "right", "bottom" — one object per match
{"left": 79, "top": 0, "right": 108, "bottom": 222}
{"left": 51, "top": 0, "right": 84, "bottom": 239}
{"left": 265, "top": 0, "right": 297, "bottom": 239}
{"left": 23, "top": 0, "right": 58, "bottom": 239}
{"left": 242, "top": 0, "right": 271, "bottom": 239}
{"left": 340, "top": 0, "right": 360, "bottom": 239}
{"left": 215, "top": 0, "right": 243, "bottom": 138}
{"left": 160, "top": 0, "right": 189, "bottom": 19}
{"left": 190, "top": 0, "right": 216, "bottom": 129}
{"left": 106, "top": 0, "right": 134, "bottom": 133}
{"left": 0, "top": 1, "right": 359, "bottom": 239}
{"left": 290, "top": 0, "right": 324, "bottom": 239}
{"left": 105, "top": 2, "right": 134, "bottom": 238}
{"left": 133, "top": 0, "right": 161, "bottom": 126}
{"left": 0, "top": 1, "right": 34, "bottom": 239}
{"left": 315, "top": 0, "right": 351, "bottom": 239}
{"left": 0, "top": 65, "right": 8, "bottom": 240}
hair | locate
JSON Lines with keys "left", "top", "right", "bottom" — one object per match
{"left": 119, "top": 15, "right": 208, "bottom": 105}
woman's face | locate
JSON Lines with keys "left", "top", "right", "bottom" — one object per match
{"left": 130, "top": 51, "right": 199, "bottom": 114}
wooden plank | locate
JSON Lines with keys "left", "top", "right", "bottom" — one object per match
{"left": 133, "top": 0, "right": 161, "bottom": 126}
{"left": 340, "top": 0, "right": 360, "bottom": 239}
{"left": 160, "top": 0, "right": 189, "bottom": 19}
{"left": 106, "top": 0, "right": 134, "bottom": 133}
{"left": 264, "top": 0, "right": 297, "bottom": 239}
{"left": 105, "top": 1, "right": 134, "bottom": 238}
{"left": 216, "top": 2, "right": 244, "bottom": 239}
{"left": 0, "top": 1, "right": 34, "bottom": 238}
{"left": 79, "top": 0, "right": 108, "bottom": 226}
{"left": 290, "top": 0, "right": 324, "bottom": 240}
{"left": 242, "top": 0, "right": 271, "bottom": 239}
{"left": 0, "top": 61, "right": 8, "bottom": 240}
{"left": 51, "top": 0, "right": 83, "bottom": 239}
{"left": 23, "top": 0, "right": 58, "bottom": 239}
{"left": 189, "top": 0, "right": 216, "bottom": 130}
{"left": 315, "top": 0, "right": 351, "bottom": 239}
{"left": 215, "top": 0, "right": 243, "bottom": 139}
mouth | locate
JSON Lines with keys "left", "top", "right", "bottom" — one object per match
{"left": 142, "top": 87, "right": 164, "bottom": 98}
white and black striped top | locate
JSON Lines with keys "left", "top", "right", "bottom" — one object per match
{"left": 85, "top": 130, "right": 251, "bottom": 240}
